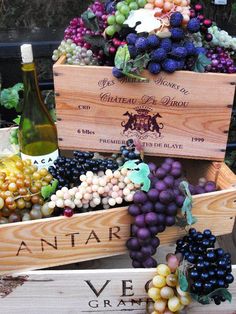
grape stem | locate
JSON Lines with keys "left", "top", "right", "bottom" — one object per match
{"left": 13, "top": 191, "right": 40, "bottom": 201}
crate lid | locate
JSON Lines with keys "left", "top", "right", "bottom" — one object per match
{"left": 54, "top": 59, "right": 236, "bottom": 161}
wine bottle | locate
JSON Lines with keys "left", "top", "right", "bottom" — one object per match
{"left": 18, "top": 44, "right": 58, "bottom": 169}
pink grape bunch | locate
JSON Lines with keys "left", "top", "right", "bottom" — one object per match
{"left": 205, "top": 47, "right": 236, "bottom": 74}
{"left": 190, "top": 3, "right": 213, "bottom": 42}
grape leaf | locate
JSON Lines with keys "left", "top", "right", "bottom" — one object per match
{"left": 177, "top": 269, "right": 188, "bottom": 292}
{"left": 84, "top": 34, "right": 106, "bottom": 50}
{"left": 193, "top": 53, "right": 211, "bottom": 73}
{"left": 81, "top": 10, "right": 100, "bottom": 32}
{"left": 179, "top": 181, "right": 197, "bottom": 226}
{"left": 191, "top": 288, "right": 232, "bottom": 305}
{"left": 132, "top": 53, "right": 150, "bottom": 73}
{"left": 115, "top": 45, "right": 131, "bottom": 70}
{"left": 13, "top": 115, "right": 21, "bottom": 125}
{"left": 41, "top": 179, "right": 58, "bottom": 200}
{"left": 120, "top": 160, "right": 140, "bottom": 170}
{"left": 128, "top": 163, "right": 150, "bottom": 192}
{"left": 0, "top": 83, "right": 23, "bottom": 110}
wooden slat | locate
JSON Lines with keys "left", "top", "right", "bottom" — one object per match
{"left": 54, "top": 57, "right": 236, "bottom": 160}
{"left": 0, "top": 186, "right": 235, "bottom": 274}
{"left": 0, "top": 266, "right": 235, "bottom": 313}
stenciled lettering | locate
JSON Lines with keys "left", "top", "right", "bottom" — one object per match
{"left": 160, "top": 96, "right": 189, "bottom": 108}
{"left": 98, "top": 78, "right": 115, "bottom": 90}
{"left": 85, "top": 280, "right": 111, "bottom": 297}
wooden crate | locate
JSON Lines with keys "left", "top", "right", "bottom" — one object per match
{"left": 54, "top": 56, "right": 236, "bottom": 161}
{"left": 0, "top": 254, "right": 235, "bottom": 314}
{"left": 1, "top": 62, "right": 236, "bottom": 273}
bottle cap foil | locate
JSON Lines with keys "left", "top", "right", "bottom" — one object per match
{"left": 21, "top": 44, "right": 33, "bottom": 63}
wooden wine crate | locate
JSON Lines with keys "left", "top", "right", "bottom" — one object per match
{"left": 54, "top": 56, "right": 236, "bottom": 161}
{"left": 0, "top": 145, "right": 235, "bottom": 274}
{"left": 0, "top": 257, "right": 235, "bottom": 314}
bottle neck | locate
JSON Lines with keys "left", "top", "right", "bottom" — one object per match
{"left": 22, "top": 62, "right": 43, "bottom": 106}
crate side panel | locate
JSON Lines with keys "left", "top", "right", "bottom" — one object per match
{"left": 0, "top": 187, "right": 235, "bottom": 274}
{"left": 0, "top": 267, "right": 236, "bottom": 313}
{"left": 54, "top": 65, "right": 236, "bottom": 160}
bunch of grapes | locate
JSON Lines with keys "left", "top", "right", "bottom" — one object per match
{"left": 147, "top": 261, "right": 192, "bottom": 313}
{"left": 205, "top": 47, "right": 236, "bottom": 74}
{"left": 208, "top": 26, "right": 236, "bottom": 52}
{"left": 144, "top": 0, "right": 191, "bottom": 26}
{"left": 119, "top": 139, "right": 142, "bottom": 162}
{"left": 189, "top": 3, "right": 213, "bottom": 42}
{"left": 0, "top": 157, "right": 53, "bottom": 223}
{"left": 46, "top": 167, "right": 141, "bottom": 217}
{"left": 49, "top": 151, "right": 119, "bottom": 189}
{"left": 175, "top": 228, "right": 234, "bottom": 305}
{"left": 105, "top": 0, "right": 147, "bottom": 37}
{"left": 52, "top": 40, "right": 99, "bottom": 65}
{"left": 126, "top": 158, "right": 185, "bottom": 268}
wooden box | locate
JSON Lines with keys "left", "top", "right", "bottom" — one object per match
{"left": 54, "top": 56, "right": 236, "bottom": 161}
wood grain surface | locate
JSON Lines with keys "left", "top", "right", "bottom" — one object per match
{"left": 54, "top": 56, "right": 236, "bottom": 161}
{"left": 0, "top": 266, "right": 235, "bottom": 314}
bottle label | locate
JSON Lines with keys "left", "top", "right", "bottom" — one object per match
{"left": 21, "top": 150, "right": 59, "bottom": 169}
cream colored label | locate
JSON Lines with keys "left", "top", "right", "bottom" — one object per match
{"left": 21, "top": 150, "right": 59, "bottom": 169}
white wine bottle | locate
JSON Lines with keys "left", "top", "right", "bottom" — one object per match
{"left": 18, "top": 44, "right": 58, "bottom": 169}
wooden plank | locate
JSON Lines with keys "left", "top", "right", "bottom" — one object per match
{"left": 53, "top": 57, "right": 236, "bottom": 160}
{"left": 0, "top": 186, "right": 235, "bottom": 274}
{"left": 0, "top": 266, "right": 235, "bottom": 313}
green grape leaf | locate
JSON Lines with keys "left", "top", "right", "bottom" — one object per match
{"left": 177, "top": 269, "right": 188, "bottom": 292}
{"left": 49, "top": 109, "right": 57, "bottom": 122}
{"left": 120, "top": 160, "right": 140, "bottom": 170}
{"left": 115, "top": 45, "right": 131, "bottom": 70}
{"left": 81, "top": 10, "right": 100, "bottom": 32}
{"left": 132, "top": 53, "right": 150, "bottom": 73}
{"left": 84, "top": 34, "right": 106, "bottom": 50}
{"left": 194, "top": 53, "right": 211, "bottom": 73}
{"left": 175, "top": 216, "right": 188, "bottom": 229}
{"left": 128, "top": 163, "right": 151, "bottom": 192}
{"left": 191, "top": 288, "right": 232, "bottom": 305}
{"left": 179, "top": 181, "right": 197, "bottom": 226}
{"left": 41, "top": 179, "right": 58, "bottom": 200}
{"left": 13, "top": 115, "right": 21, "bottom": 125}
{"left": 0, "top": 83, "right": 23, "bottom": 110}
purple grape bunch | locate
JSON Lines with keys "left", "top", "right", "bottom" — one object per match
{"left": 205, "top": 47, "right": 236, "bottom": 74}
{"left": 126, "top": 158, "right": 185, "bottom": 268}
{"left": 64, "top": 1, "right": 108, "bottom": 50}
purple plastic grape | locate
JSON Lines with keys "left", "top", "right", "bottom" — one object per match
{"left": 129, "top": 251, "right": 137, "bottom": 259}
{"left": 148, "top": 162, "right": 157, "bottom": 173}
{"left": 135, "top": 251, "right": 146, "bottom": 262}
{"left": 147, "top": 188, "right": 159, "bottom": 202}
{"left": 151, "top": 237, "right": 160, "bottom": 248}
{"left": 154, "top": 202, "right": 166, "bottom": 213}
{"left": 164, "top": 158, "right": 174, "bottom": 165}
{"left": 137, "top": 228, "right": 151, "bottom": 240}
{"left": 149, "top": 225, "right": 159, "bottom": 235}
{"left": 155, "top": 180, "right": 167, "bottom": 192}
{"left": 205, "top": 181, "right": 216, "bottom": 192}
{"left": 145, "top": 212, "right": 159, "bottom": 226}
{"left": 174, "top": 178, "right": 182, "bottom": 188}
{"left": 156, "top": 213, "right": 166, "bottom": 225}
{"left": 162, "top": 163, "right": 172, "bottom": 173}
{"left": 164, "top": 175, "right": 175, "bottom": 187}
{"left": 195, "top": 185, "right": 205, "bottom": 194}
{"left": 156, "top": 167, "right": 167, "bottom": 179}
{"left": 151, "top": 177, "right": 159, "bottom": 188}
{"left": 166, "top": 202, "right": 178, "bottom": 216}
{"left": 159, "top": 190, "right": 173, "bottom": 204}
{"left": 128, "top": 204, "right": 141, "bottom": 217}
{"left": 173, "top": 188, "right": 180, "bottom": 197}
{"left": 171, "top": 167, "right": 182, "bottom": 178}
{"left": 189, "top": 184, "right": 196, "bottom": 195}
{"left": 165, "top": 215, "right": 176, "bottom": 226}
{"left": 134, "top": 214, "right": 146, "bottom": 227}
{"left": 126, "top": 237, "right": 140, "bottom": 251}
{"left": 133, "top": 191, "right": 148, "bottom": 204}
{"left": 142, "top": 257, "right": 158, "bottom": 268}
{"left": 149, "top": 173, "right": 155, "bottom": 181}
{"left": 141, "top": 201, "right": 154, "bottom": 213}
{"left": 172, "top": 161, "right": 182, "bottom": 169}
{"left": 131, "top": 224, "right": 139, "bottom": 236}
{"left": 176, "top": 195, "right": 185, "bottom": 207}
{"left": 141, "top": 245, "right": 156, "bottom": 256}
{"left": 157, "top": 225, "right": 166, "bottom": 233}
{"left": 132, "top": 260, "right": 143, "bottom": 268}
